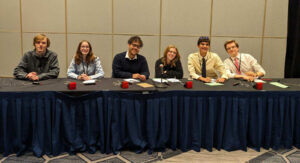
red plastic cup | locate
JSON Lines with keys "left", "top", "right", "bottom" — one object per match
{"left": 185, "top": 81, "right": 193, "bottom": 89}
{"left": 256, "top": 82, "right": 263, "bottom": 90}
{"left": 121, "top": 81, "right": 129, "bottom": 89}
{"left": 68, "top": 82, "right": 76, "bottom": 90}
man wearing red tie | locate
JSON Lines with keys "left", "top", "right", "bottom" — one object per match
{"left": 223, "top": 40, "right": 265, "bottom": 81}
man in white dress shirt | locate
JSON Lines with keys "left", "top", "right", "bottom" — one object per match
{"left": 223, "top": 40, "right": 265, "bottom": 81}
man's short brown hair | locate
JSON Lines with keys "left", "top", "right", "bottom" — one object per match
{"left": 33, "top": 34, "right": 50, "bottom": 47}
{"left": 224, "top": 40, "right": 239, "bottom": 50}
{"left": 128, "top": 36, "right": 143, "bottom": 48}
{"left": 197, "top": 36, "right": 210, "bottom": 46}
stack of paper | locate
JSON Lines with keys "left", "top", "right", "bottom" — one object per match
{"left": 152, "top": 78, "right": 168, "bottom": 83}
{"left": 124, "top": 78, "right": 140, "bottom": 83}
{"left": 83, "top": 80, "right": 96, "bottom": 85}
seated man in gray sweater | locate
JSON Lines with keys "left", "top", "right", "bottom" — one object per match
{"left": 13, "top": 34, "right": 60, "bottom": 81}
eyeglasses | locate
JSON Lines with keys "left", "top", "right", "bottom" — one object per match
{"left": 199, "top": 42, "right": 210, "bottom": 46}
{"left": 169, "top": 50, "right": 177, "bottom": 54}
{"left": 226, "top": 46, "right": 237, "bottom": 50}
{"left": 80, "top": 46, "right": 90, "bottom": 49}
{"left": 131, "top": 43, "right": 141, "bottom": 49}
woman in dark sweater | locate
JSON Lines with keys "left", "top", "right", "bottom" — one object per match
{"left": 155, "top": 45, "right": 183, "bottom": 78}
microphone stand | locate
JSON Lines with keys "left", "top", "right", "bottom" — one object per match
{"left": 156, "top": 66, "right": 167, "bottom": 88}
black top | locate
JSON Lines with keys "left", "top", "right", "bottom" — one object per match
{"left": 112, "top": 51, "right": 150, "bottom": 79}
{"left": 155, "top": 57, "right": 183, "bottom": 79}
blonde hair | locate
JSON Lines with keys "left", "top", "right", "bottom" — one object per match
{"left": 161, "top": 45, "right": 180, "bottom": 68}
{"left": 224, "top": 40, "right": 239, "bottom": 50}
{"left": 33, "top": 34, "right": 50, "bottom": 47}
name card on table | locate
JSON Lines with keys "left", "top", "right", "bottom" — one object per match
{"left": 205, "top": 82, "right": 224, "bottom": 86}
{"left": 270, "top": 82, "right": 289, "bottom": 88}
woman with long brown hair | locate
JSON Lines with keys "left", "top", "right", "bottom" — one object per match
{"left": 155, "top": 45, "right": 183, "bottom": 78}
{"left": 67, "top": 40, "right": 104, "bottom": 80}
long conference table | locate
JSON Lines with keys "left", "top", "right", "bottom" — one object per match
{"left": 0, "top": 78, "right": 299, "bottom": 157}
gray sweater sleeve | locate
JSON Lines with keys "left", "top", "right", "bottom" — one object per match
{"left": 13, "top": 53, "right": 30, "bottom": 80}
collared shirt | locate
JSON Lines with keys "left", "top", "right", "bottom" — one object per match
{"left": 67, "top": 56, "right": 104, "bottom": 79}
{"left": 112, "top": 51, "right": 150, "bottom": 78}
{"left": 223, "top": 53, "right": 266, "bottom": 78}
{"left": 125, "top": 51, "right": 137, "bottom": 60}
{"left": 188, "top": 51, "right": 228, "bottom": 79}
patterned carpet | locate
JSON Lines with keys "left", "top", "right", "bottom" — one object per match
{"left": 248, "top": 148, "right": 300, "bottom": 163}
{"left": 0, "top": 147, "right": 299, "bottom": 163}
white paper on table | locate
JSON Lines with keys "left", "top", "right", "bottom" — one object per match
{"left": 124, "top": 78, "right": 140, "bottom": 83}
{"left": 166, "top": 78, "right": 181, "bottom": 83}
{"left": 270, "top": 82, "right": 289, "bottom": 88}
{"left": 254, "top": 79, "right": 266, "bottom": 83}
{"left": 152, "top": 78, "right": 168, "bottom": 83}
{"left": 205, "top": 82, "right": 224, "bottom": 86}
{"left": 83, "top": 79, "right": 96, "bottom": 84}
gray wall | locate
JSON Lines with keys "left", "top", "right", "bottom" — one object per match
{"left": 0, "top": 0, "right": 288, "bottom": 78}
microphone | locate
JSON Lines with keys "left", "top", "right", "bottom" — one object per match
{"left": 160, "top": 64, "right": 164, "bottom": 74}
{"left": 155, "top": 64, "right": 167, "bottom": 88}
{"left": 160, "top": 64, "right": 164, "bottom": 83}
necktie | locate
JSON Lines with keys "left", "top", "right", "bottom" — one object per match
{"left": 202, "top": 57, "right": 206, "bottom": 78}
{"left": 234, "top": 57, "right": 241, "bottom": 74}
